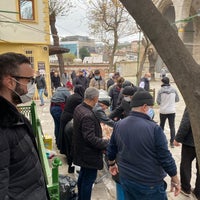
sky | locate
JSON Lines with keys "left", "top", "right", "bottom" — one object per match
{"left": 56, "top": 0, "right": 89, "bottom": 38}
{"left": 55, "top": 0, "right": 140, "bottom": 43}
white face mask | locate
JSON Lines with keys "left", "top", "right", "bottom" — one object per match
{"left": 20, "top": 82, "right": 35, "bottom": 103}
{"left": 124, "top": 96, "right": 131, "bottom": 102}
{"left": 148, "top": 77, "right": 151, "bottom": 81}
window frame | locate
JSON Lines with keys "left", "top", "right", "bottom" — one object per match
{"left": 18, "top": 0, "right": 35, "bottom": 21}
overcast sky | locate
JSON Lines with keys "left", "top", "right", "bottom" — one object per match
{"left": 55, "top": 0, "right": 140, "bottom": 42}
{"left": 56, "top": 0, "right": 89, "bottom": 38}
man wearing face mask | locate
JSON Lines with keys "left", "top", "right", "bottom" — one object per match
{"left": 72, "top": 69, "right": 88, "bottom": 90}
{"left": 72, "top": 87, "right": 109, "bottom": 200}
{"left": 107, "top": 90, "right": 181, "bottom": 200}
{"left": 93, "top": 99, "right": 115, "bottom": 127}
{"left": 139, "top": 72, "right": 151, "bottom": 91}
{"left": 89, "top": 69, "right": 106, "bottom": 90}
{"left": 109, "top": 86, "right": 138, "bottom": 121}
{"left": 0, "top": 52, "right": 49, "bottom": 200}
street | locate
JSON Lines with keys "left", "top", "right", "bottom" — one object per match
{"left": 35, "top": 79, "right": 199, "bottom": 200}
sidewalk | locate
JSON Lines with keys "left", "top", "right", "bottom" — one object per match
{"left": 35, "top": 79, "right": 198, "bottom": 200}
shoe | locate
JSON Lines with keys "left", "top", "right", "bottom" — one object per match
{"left": 181, "top": 189, "right": 191, "bottom": 197}
{"left": 40, "top": 104, "right": 44, "bottom": 106}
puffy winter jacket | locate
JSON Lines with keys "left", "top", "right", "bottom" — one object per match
{"left": 0, "top": 96, "right": 49, "bottom": 200}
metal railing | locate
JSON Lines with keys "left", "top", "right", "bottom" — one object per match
{"left": 18, "top": 101, "right": 62, "bottom": 200}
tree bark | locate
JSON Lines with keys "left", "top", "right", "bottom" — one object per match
{"left": 49, "top": 12, "right": 64, "bottom": 75}
{"left": 120, "top": 0, "right": 200, "bottom": 168}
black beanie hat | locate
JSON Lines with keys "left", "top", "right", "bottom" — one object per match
{"left": 98, "top": 99, "right": 110, "bottom": 107}
{"left": 130, "top": 90, "right": 154, "bottom": 107}
{"left": 161, "top": 77, "right": 169, "bottom": 84}
{"left": 122, "top": 86, "right": 137, "bottom": 96}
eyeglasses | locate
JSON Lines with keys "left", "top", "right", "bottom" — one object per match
{"left": 12, "top": 76, "right": 35, "bottom": 84}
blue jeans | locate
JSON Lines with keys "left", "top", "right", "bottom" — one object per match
{"left": 116, "top": 182, "right": 125, "bottom": 200}
{"left": 38, "top": 88, "right": 44, "bottom": 105}
{"left": 77, "top": 167, "right": 97, "bottom": 200}
{"left": 50, "top": 105, "right": 62, "bottom": 145}
{"left": 120, "top": 177, "right": 167, "bottom": 200}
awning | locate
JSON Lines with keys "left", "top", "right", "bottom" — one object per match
{"left": 49, "top": 45, "right": 69, "bottom": 55}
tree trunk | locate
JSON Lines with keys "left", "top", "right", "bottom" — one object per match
{"left": 49, "top": 12, "right": 64, "bottom": 75}
{"left": 120, "top": 0, "right": 200, "bottom": 168}
{"left": 136, "top": 46, "right": 148, "bottom": 86}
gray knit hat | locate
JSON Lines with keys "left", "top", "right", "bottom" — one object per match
{"left": 130, "top": 90, "right": 154, "bottom": 107}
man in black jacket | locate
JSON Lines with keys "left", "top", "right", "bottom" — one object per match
{"left": 174, "top": 109, "right": 200, "bottom": 199}
{"left": 35, "top": 71, "right": 46, "bottom": 106}
{"left": 0, "top": 52, "right": 49, "bottom": 200}
{"left": 72, "top": 87, "right": 109, "bottom": 200}
{"left": 72, "top": 69, "right": 88, "bottom": 90}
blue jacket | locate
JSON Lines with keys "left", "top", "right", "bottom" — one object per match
{"left": 107, "top": 111, "right": 177, "bottom": 186}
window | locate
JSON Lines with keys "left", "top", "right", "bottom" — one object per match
{"left": 19, "top": 0, "right": 35, "bottom": 20}
{"left": 25, "top": 50, "right": 34, "bottom": 68}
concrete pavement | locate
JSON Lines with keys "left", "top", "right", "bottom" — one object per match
{"left": 34, "top": 79, "right": 199, "bottom": 200}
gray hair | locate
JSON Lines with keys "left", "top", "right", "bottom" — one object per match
{"left": 84, "top": 87, "right": 99, "bottom": 100}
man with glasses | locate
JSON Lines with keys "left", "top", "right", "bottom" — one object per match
{"left": 0, "top": 52, "right": 49, "bottom": 200}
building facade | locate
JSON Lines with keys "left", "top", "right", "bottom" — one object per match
{"left": 0, "top": 0, "right": 51, "bottom": 96}
{"left": 153, "top": 0, "right": 200, "bottom": 63}
{"left": 60, "top": 35, "right": 95, "bottom": 58}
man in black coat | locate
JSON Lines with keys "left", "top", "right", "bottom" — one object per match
{"left": 0, "top": 52, "right": 49, "bottom": 200}
{"left": 72, "top": 69, "right": 88, "bottom": 90}
{"left": 174, "top": 109, "right": 200, "bottom": 199}
{"left": 72, "top": 87, "right": 109, "bottom": 200}
{"left": 109, "top": 86, "right": 138, "bottom": 120}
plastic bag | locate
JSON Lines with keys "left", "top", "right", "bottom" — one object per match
{"left": 44, "top": 89, "right": 48, "bottom": 97}
{"left": 59, "top": 175, "right": 77, "bottom": 200}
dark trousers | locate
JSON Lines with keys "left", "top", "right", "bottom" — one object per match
{"left": 77, "top": 167, "right": 97, "bottom": 200}
{"left": 180, "top": 144, "right": 200, "bottom": 197}
{"left": 159, "top": 113, "right": 175, "bottom": 144}
{"left": 50, "top": 105, "right": 62, "bottom": 145}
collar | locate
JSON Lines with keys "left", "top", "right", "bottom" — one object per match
{"left": 82, "top": 101, "right": 93, "bottom": 110}
{"left": 0, "top": 96, "right": 24, "bottom": 127}
{"left": 129, "top": 110, "right": 152, "bottom": 120}
{"left": 161, "top": 83, "right": 170, "bottom": 87}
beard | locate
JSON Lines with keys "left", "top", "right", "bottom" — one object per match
{"left": 11, "top": 82, "right": 25, "bottom": 105}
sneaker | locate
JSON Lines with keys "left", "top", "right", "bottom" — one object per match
{"left": 181, "top": 189, "right": 191, "bottom": 197}
{"left": 40, "top": 104, "right": 44, "bottom": 106}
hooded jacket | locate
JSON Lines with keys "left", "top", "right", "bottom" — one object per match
{"left": 0, "top": 96, "right": 48, "bottom": 200}
{"left": 156, "top": 84, "right": 179, "bottom": 114}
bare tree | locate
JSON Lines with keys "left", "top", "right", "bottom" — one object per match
{"left": 87, "top": 0, "right": 137, "bottom": 72}
{"left": 119, "top": 0, "right": 200, "bottom": 166}
{"left": 147, "top": 47, "right": 158, "bottom": 80}
{"left": 49, "top": 0, "right": 73, "bottom": 75}
{"left": 136, "top": 32, "right": 151, "bottom": 85}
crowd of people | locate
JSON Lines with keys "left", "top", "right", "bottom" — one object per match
{"left": 0, "top": 52, "right": 199, "bottom": 200}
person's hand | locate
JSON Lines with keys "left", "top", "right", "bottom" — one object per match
{"left": 173, "top": 140, "right": 181, "bottom": 147}
{"left": 170, "top": 176, "right": 181, "bottom": 196}
{"left": 109, "top": 164, "right": 119, "bottom": 176}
